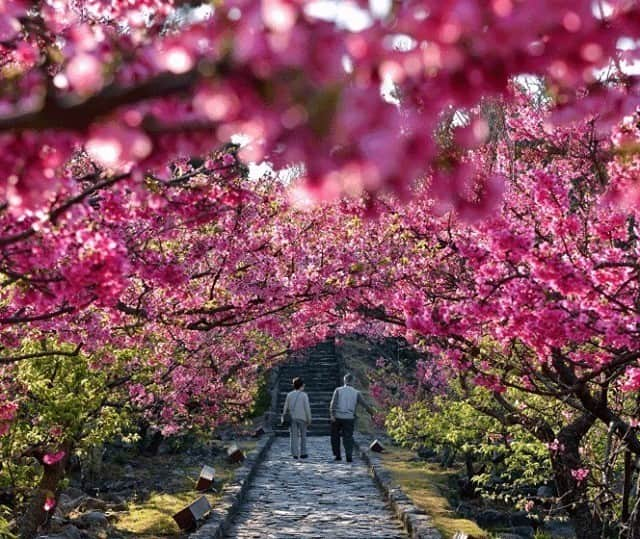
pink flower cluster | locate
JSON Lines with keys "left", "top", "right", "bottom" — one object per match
{"left": 622, "top": 367, "right": 640, "bottom": 392}
{"left": 0, "top": 0, "right": 638, "bottom": 213}
{"left": 570, "top": 467, "right": 590, "bottom": 484}
{"left": 42, "top": 451, "right": 66, "bottom": 466}
{"left": 0, "top": 401, "right": 18, "bottom": 436}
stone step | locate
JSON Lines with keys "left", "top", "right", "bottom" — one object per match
{"left": 278, "top": 377, "right": 339, "bottom": 382}
{"left": 278, "top": 371, "right": 339, "bottom": 377}
{"left": 278, "top": 375, "right": 338, "bottom": 380}
{"left": 275, "top": 407, "right": 333, "bottom": 415}
{"left": 275, "top": 402, "right": 333, "bottom": 410}
{"left": 276, "top": 393, "right": 336, "bottom": 399}
{"left": 273, "top": 347, "right": 340, "bottom": 435}
{"left": 278, "top": 375, "right": 339, "bottom": 381}
{"left": 278, "top": 385, "right": 338, "bottom": 390}
{"left": 277, "top": 389, "right": 337, "bottom": 394}
{"left": 275, "top": 406, "right": 332, "bottom": 414}
{"left": 275, "top": 394, "right": 333, "bottom": 400}
{"left": 273, "top": 422, "right": 332, "bottom": 428}
{"left": 281, "top": 358, "right": 337, "bottom": 362}
{"left": 278, "top": 381, "right": 338, "bottom": 387}
{"left": 280, "top": 361, "right": 338, "bottom": 367}
{"left": 276, "top": 392, "right": 333, "bottom": 397}
{"left": 286, "top": 363, "right": 333, "bottom": 368}
{"left": 276, "top": 391, "right": 334, "bottom": 396}
{"left": 273, "top": 423, "right": 332, "bottom": 430}
{"left": 277, "top": 391, "right": 335, "bottom": 397}
{"left": 274, "top": 416, "right": 332, "bottom": 423}
{"left": 276, "top": 392, "right": 334, "bottom": 397}
{"left": 275, "top": 396, "right": 333, "bottom": 402}
{"left": 274, "top": 431, "right": 331, "bottom": 437}
{"left": 273, "top": 426, "right": 332, "bottom": 434}
{"left": 275, "top": 403, "right": 333, "bottom": 410}
{"left": 278, "top": 376, "right": 342, "bottom": 389}
{"left": 276, "top": 401, "right": 333, "bottom": 407}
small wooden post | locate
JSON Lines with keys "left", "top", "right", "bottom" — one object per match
{"left": 227, "top": 443, "right": 245, "bottom": 463}
{"left": 172, "top": 496, "right": 212, "bottom": 530}
{"left": 369, "top": 439, "right": 384, "bottom": 452}
{"left": 195, "top": 465, "right": 215, "bottom": 491}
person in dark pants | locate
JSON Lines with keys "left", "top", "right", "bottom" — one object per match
{"left": 329, "top": 373, "right": 374, "bottom": 462}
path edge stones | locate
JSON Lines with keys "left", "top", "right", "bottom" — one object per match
{"left": 189, "top": 434, "right": 276, "bottom": 539}
{"left": 354, "top": 433, "right": 443, "bottom": 539}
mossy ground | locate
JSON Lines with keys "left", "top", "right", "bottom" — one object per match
{"left": 114, "top": 440, "right": 257, "bottom": 537}
{"left": 116, "top": 490, "right": 213, "bottom": 536}
{"left": 381, "top": 446, "right": 487, "bottom": 538}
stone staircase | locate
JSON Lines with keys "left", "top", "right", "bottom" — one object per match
{"left": 273, "top": 341, "right": 341, "bottom": 436}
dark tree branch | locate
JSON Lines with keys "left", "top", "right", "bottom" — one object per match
{"left": 0, "top": 69, "right": 201, "bottom": 132}
{"left": 0, "top": 305, "right": 74, "bottom": 324}
{"left": 0, "top": 343, "right": 82, "bottom": 365}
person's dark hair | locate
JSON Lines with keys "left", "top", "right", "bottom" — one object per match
{"left": 344, "top": 373, "right": 354, "bottom": 385}
{"left": 293, "top": 377, "right": 304, "bottom": 390}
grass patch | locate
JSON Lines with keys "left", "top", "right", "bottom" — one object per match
{"left": 114, "top": 440, "right": 258, "bottom": 537}
{"left": 381, "top": 446, "right": 487, "bottom": 539}
{"left": 116, "top": 490, "right": 215, "bottom": 536}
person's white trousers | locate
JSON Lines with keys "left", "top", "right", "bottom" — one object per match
{"left": 290, "top": 419, "right": 307, "bottom": 457}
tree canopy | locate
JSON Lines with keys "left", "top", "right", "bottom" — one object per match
{"left": 2, "top": 1, "right": 640, "bottom": 537}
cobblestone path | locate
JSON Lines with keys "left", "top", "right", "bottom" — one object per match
{"left": 224, "top": 437, "right": 407, "bottom": 539}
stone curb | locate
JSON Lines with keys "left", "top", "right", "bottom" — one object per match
{"left": 189, "top": 434, "right": 275, "bottom": 539}
{"left": 353, "top": 433, "right": 442, "bottom": 539}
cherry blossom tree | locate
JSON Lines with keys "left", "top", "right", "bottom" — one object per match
{"left": 1, "top": 1, "right": 639, "bottom": 211}
{"left": 356, "top": 95, "right": 640, "bottom": 536}
{"left": 2, "top": 2, "right": 640, "bottom": 537}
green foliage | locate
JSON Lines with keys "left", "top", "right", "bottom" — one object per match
{"left": 386, "top": 397, "right": 496, "bottom": 454}
{"left": 0, "top": 339, "right": 137, "bottom": 518}
{"left": 386, "top": 387, "right": 552, "bottom": 508}
{"left": 0, "top": 507, "right": 16, "bottom": 539}
{"left": 247, "top": 373, "right": 271, "bottom": 418}
{"left": 10, "top": 343, "right": 133, "bottom": 451}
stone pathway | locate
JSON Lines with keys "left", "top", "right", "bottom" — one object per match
{"left": 224, "top": 437, "right": 407, "bottom": 539}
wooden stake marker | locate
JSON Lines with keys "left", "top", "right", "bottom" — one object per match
{"left": 369, "top": 439, "right": 384, "bottom": 453}
{"left": 227, "top": 443, "right": 245, "bottom": 463}
{"left": 173, "top": 495, "right": 212, "bottom": 531}
{"left": 195, "top": 464, "right": 215, "bottom": 491}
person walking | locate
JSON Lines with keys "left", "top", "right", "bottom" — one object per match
{"left": 281, "top": 377, "right": 312, "bottom": 459}
{"left": 329, "top": 373, "right": 374, "bottom": 462}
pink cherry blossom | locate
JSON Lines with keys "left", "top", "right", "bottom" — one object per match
{"left": 571, "top": 467, "right": 590, "bottom": 484}
{"left": 43, "top": 496, "right": 56, "bottom": 511}
{"left": 65, "top": 53, "right": 104, "bottom": 94}
{"left": 42, "top": 451, "right": 66, "bottom": 466}
{"left": 0, "top": 13, "right": 20, "bottom": 42}
{"left": 85, "top": 125, "right": 152, "bottom": 169}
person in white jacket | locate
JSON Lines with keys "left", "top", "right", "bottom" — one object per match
{"left": 281, "top": 377, "right": 312, "bottom": 459}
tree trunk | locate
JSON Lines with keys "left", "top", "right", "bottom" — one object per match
{"left": 464, "top": 451, "right": 475, "bottom": 480}
{"left": 18, "top": 445, "right": 71, "bottom": 539}
{"left": 81, "top": 443, "right": 104, "bottom": 489}
{"left": 622, "top": 450, "right": 632, "bottom": 525}
{"left": 628, "top": 472, "right": 640, "bottom": 539}
{"left": 551, "top": 416, "right": 602, "bottom": 539}
{"left": 145, "top": 430, "right": 164, "bottom": 456}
